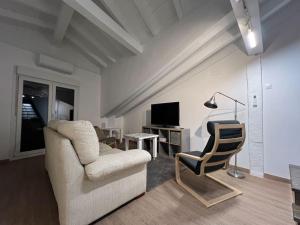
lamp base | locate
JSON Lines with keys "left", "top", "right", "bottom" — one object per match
{"left": 227, "top": 168, "right": 245, "bottom": 179}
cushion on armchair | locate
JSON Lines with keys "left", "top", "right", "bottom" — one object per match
{"left": 85, "top": 150, "right": 151, "bottom": 182}
{"left": 57, "top": 120, "right": 99, "bottom": 165}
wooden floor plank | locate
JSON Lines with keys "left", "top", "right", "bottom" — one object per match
{"left": 0, "top": 156, "right": 294, "bottom": 225}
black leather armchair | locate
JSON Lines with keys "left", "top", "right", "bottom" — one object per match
{"left": 175, "top": 120, "right": 245, "bottom": 207}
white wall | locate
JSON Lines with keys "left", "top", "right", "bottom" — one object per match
{"left": 101, "top": 0, "right": 231, "bottom": 114}
{"left": 262, "top": 2, "right": 300, "bottom": 178}
{"left": 101, "top": 1, "right": 300, "bottom": 178}
{"left": 123, "top": 45, "right": 251, "bottom": 169}
{"left": 0, "top": 42, "right": 101, "bottom": 160}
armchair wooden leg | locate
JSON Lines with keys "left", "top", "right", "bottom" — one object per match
{"left": 175, "top": 155, "right": 181, "bottom": 183}
{"left": 175, "top": 158, "right": 242, "bottom": 208}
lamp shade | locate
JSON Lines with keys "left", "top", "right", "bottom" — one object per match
{"left": 204, "top": 96, "right": 218, "bottom": 109}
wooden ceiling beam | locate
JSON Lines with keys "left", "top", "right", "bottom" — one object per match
{"left": 0, "top": 7, "right": 53, "bottom": 29}
{"left": 100, "top": 0, "right": 128, "bottom": 31}
{"left": 54, "top": 3, "right": 74, "bottom": 42}
{"left": 62, "top": 0, "right": 143, "bottom": 54}
{"left": 67, "top": 34, "right": 108, "bottom": 68}
{"left": 133, "top": 0, "right": 159, "bottom": 36}
{"left": 70, "top": 23, "right": 117, "bottom": 63}
{"left": 172, "top": 0, "right": 183, "bottom": 20}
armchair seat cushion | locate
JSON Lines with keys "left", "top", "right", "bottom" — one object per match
{"left": 85, "top": 150, "right": 151, "bottom": 181}
{"left": 179, "top": 151, "right": 225, "bottom": 175}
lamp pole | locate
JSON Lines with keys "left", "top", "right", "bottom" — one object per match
{"left": 206, "top": 92, "right": 245, "bottom": 179}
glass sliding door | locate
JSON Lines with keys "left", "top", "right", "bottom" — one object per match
{"left": 15, "top": 77, "right": 79, "bottom": 158}
{"left": 16, "top": 76, "right": 52, "bottom": 156}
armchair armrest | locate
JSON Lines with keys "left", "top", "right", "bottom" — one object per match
{"left": 85, "top": 150, "right": 151, "bottom": 181}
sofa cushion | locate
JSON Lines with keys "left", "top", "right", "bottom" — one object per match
{"left": 85, "top": 150, "right": 151, "bottom": 182}
{"left": 57, "top": 120, "right": 99, "bottom": 165}
{"left": 48, "top": 120, "right": 67, "bottom": 131}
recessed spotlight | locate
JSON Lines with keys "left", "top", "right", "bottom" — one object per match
{"left": 22, "top": 95, "right": 25, "bottom": 98}
{"left": 31, "top": 96, "right": 35, "bottom": 99}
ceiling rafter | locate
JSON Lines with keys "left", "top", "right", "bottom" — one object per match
{"left": 0, "top": 7, "right": 53, "bottom": 29}
{"left": 133, "top": 0, "right": 159, "bottom": 36}
{"left": 100, "top": 0, "right": 128, "bottom": 30}
{"left": 62, "top": 0, "right": 143, "bottom": 54}
{"left": 172, "top": 0, "right": 183, "bottom": 20}
{"left": 54, "top": 2, "right": 74, "bottom": 42}
{"left": 70, "top": 23, "right": 117, "bottom": 63}
{"left": 66, "top": 34, "right": 108, "bottom": 68}
{"left": 0, "top": 7, "right": 108, "bottom": 68}
{"left": 9, "top": 0, "right": 58, "bottom": 17}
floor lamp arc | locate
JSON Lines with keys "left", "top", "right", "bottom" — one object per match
{"left": 204, "top": 92, "right": 246, "bottom": 179}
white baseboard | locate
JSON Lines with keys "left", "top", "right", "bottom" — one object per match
{"left": 250, "top": 170, "right": 264, "bottom": 178}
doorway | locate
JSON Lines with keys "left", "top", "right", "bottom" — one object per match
{"left": 15, "top": 76, "right": 78, "bottom": 157}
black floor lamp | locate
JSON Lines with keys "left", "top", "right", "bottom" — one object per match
{"left": 204, "top": 92, "right": 246, "bottom": 179}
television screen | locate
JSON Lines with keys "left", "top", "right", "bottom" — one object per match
{"left": 151, "top": 102, "right": 180, "bottom": 126}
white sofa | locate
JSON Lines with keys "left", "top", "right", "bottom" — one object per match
{"left": 44, "top": 120, "right": 151, "bottom": 225}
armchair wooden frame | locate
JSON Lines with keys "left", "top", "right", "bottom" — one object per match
{"left": 175, "top": 123, "right": 246, "bottom": 207}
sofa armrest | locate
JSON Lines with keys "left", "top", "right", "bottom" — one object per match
{"left": 85, "top": 150, "right": 151, "bottom": 181}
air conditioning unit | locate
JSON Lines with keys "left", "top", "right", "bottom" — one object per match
{"left": 37, "top": 54, "right": 74, "bottom": 74}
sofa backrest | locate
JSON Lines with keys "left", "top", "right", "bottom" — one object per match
{"left": 56, "top": 121, "right": 99, "bottom": 165}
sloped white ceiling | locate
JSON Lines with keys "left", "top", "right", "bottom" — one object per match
{"left": 0, "top": 0, "right": 229, "bottom": 72}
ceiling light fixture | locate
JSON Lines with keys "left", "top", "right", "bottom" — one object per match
{"left": 247, "top": 28, "right": 257, "bottom": 49}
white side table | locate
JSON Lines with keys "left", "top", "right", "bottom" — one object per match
{"left": 124, "top": 133, "right": 159, "bottom": 159}
{"left": 102, "top": 128, "right": 123, "bottom": 142}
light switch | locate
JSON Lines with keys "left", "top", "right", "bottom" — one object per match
{"left": 253, "top": 95, "right": 258, "bottom": 108}
{"left": 265, "top": 83, "right": 272, "bottom": 90}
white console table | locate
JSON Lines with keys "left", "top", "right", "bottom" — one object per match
{"left": 124, "top": 133, "right": 159, "bottom": 159}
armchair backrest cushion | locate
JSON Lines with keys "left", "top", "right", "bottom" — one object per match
{"left": 198, "top": 120, "right": 244, "bottom": 173}
{"left": 57, "top": 120, "right": 99, "bottom": 165}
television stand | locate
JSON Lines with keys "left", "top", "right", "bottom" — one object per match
{"left": 142, "top": 126, "right": 190, "bottom": 157}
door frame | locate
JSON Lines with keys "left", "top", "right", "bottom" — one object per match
{"left": 14, "top": 76, "right": 80, "bottom": 159}
{"left": 15, "top": 75, "right": 53, "bottom": 158}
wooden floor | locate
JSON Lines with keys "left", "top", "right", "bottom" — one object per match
{"left": 0, "top": 156, "right": 295, "bottom": 225}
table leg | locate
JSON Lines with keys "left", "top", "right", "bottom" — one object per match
{"left": 137, "top": 139, "right": 143, "bottom": 150}
{"left": 152, "top": 137, "right": 157, "bottom": 159}
{"left": 125, "top": 138, "right": 129, "bottom": 151}
{"left": 109, "top": 129, "right": 113, "bottom": 137}
{"left": 119, "top": 129, "right": 123, "bottom": 143}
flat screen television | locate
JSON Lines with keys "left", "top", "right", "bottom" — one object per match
{"left": 151, "top": 102, "right": 180, "bottom": 127}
